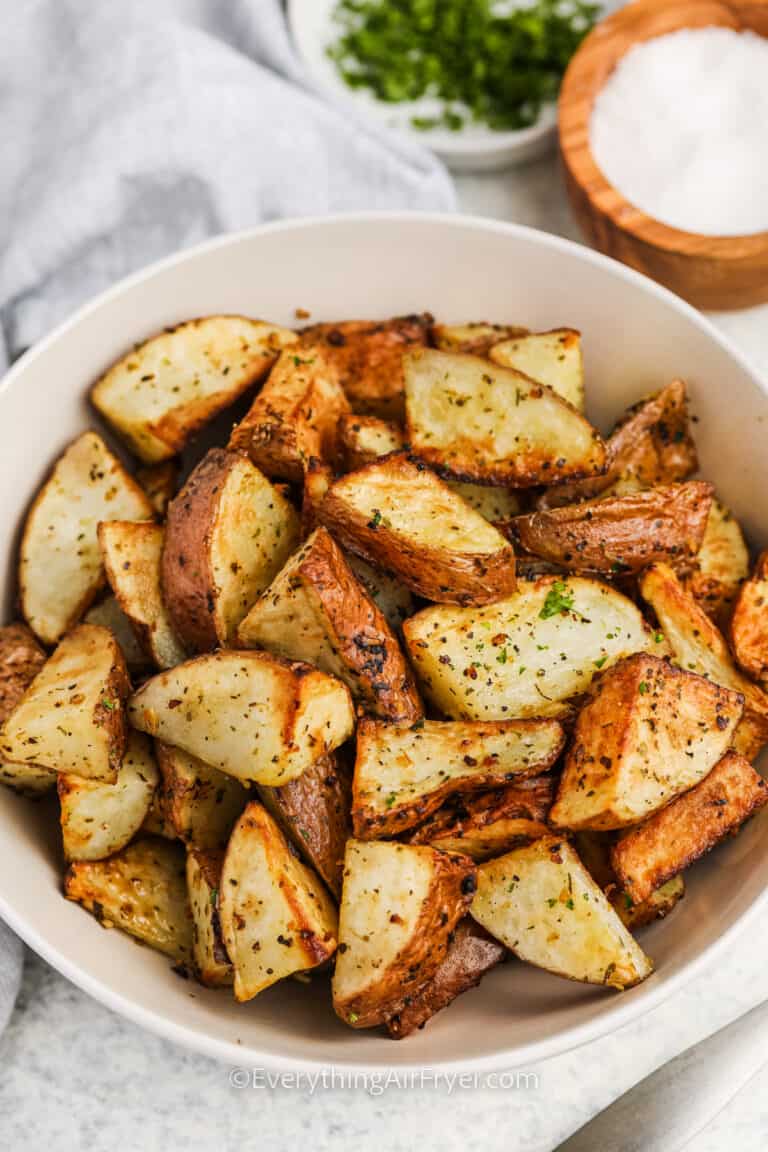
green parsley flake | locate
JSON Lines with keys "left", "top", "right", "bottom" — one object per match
{"left": 539, "top": 580, "right": 575, "bottom": 620}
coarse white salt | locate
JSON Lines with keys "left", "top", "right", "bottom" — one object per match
{"left": 590, "top": 27, "right": 768, "bottom": 236}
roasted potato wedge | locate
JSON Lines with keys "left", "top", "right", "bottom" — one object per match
{"left": 339, "top": 414, "right": 404, "bottom": 470}
{"left": 550, "top": 654, "right": 743, "bottom": 831}
{"left": 403, "top": 576, "right": 657, "bottom": 720}
{"left": 685, "top": 500, "right": 749, "bottom": 626}
{"left": 99, "top": 520, "right": 187, "bottom": 670}
{"left": 229, "top": 346, "right": 349, "bottom": 482}
{"left": 612, "top": 751, "right": 768, "bottom": 903}
{"left": 237, "top": 527, "right": 421, "bottom": 721}
{"left": 541, "top": 380, "right": 697, "bottom": 508}
{"left": 316, "top": 453, "right": 517, "bottom": 605}
{"left": 186, "top": 847, "right": 233, "bottom": 987}
{"left": 409, "top": 777, "right": 556, "bottom": 860}
{"left": 129, "top": 649, "right": 355, "bottom": 786}
{"left": 140, "top": 782, "right": 178, "bottom": 841}
{"left": 336, "top": 416, "right": 523, "bottom": 523}
{"left": 614, "top": 876, "right": 685, "bottom": 930}
{"left": 2, "top": 623, "right": 130, "bottom": 782}
{"left": 574, "top": 832, "right": 685, "bottom": 929}
{"left": 91, "top": 316, "right": 296, "bottom": 462}
{"left": 155, "top": 742, "right": 248, "bottom": 850}
{"left": 352, "top": 717, "right": 564, "bottom": 838}
{"left": 299, "top": 314, "right": 433, "bottom": 421}
{"left": 64, "top": 838, "right": 193, "bottom": 964}
{"left": 135, "top": 460, "right": 178, "bottom": 517}
{"left": 332, "top": 839, "right": 475, "bottom": 1028}
{"left": 20, "top": 431, "right": 154, "bottom": 645}
{"left": 386, "top": 919, "right": 505, "bottom": 1039}
{"left": 640, "top": 563, "right": 768, "bottom": 759}
{"left": 489, "top": 328, "right": 584, "bottom": 411}
{"left": 84, "top": 595, "right": 150, "bottom": 672}
{"left": 730, "top": 551, "right": 768, "bottom": 682}
{"left": 58, "top": 730, "right": 159, "bottom": 861}
{"left": 512, "top": 482, "right": 713, "bottom": 575}
{"left": 470, "top": 836, "right": 653, "bottom": 989}
{"left": 257, "top": 753, "right": 350, "bottom": 898}
{"left": 0, "top": 623, "right": 54, "bottom": 795}
{"left": 404, "top": 349, "right": 606, "bottom": 486}
{"left": 220, "top": 802, "right": 338, "bottom": 1000}
{"left": 431, "top": 321, "right": 527, "bottom": 356}
{"left": 345, "top": 555, "right": 415, "bottom": 634}
{"left": 161, "top": 448, "right": 300, "bottom": 652}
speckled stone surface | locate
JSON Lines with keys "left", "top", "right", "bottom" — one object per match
{"left": 2, "top": 157, "right": 768, "bottom": 1150}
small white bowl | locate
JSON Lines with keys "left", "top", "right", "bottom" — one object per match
{"left": 287, "top": 0, "right": 557, "bottom": 171}
{"left": 1, "top": 214, "right": 768, "bottom": 1073}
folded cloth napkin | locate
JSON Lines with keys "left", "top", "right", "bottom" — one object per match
{"left": 0, "top": 0, "right": 455, "bottom": 1030}
{"left": 0, "top": 0, "right": 455, "bottom": 370}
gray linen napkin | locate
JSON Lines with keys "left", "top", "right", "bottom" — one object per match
{"left": 0, "top": 0, "right": 455, "bottom": 1029}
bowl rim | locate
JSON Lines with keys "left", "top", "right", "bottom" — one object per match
{"left": 559, "top": 0, "right": 768, "bottom": 255}
{"left": 2, "top": 210, "right": 767, "bottom": 1073}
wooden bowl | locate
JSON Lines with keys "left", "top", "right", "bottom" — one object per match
{"left": 559, "top": 0, "right": 768, "bottom": 310}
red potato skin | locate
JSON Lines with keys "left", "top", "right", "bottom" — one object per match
{"left": 386, "top": 919, "right": 506, "bottom": 1038}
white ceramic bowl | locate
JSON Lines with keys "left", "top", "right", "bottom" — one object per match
{"left": 287, "top": 0, "right": 557, "bottom": 172}
{"left": 1, "top": 214, "right": 767, "bottom": 1073}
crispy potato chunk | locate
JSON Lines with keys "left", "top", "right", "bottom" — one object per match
{"left": 404, "top": 349, "right": 606, "bottom": 486}
{"left": 431, "top": 321, "right": 527, "bottom": 356}
{"left": 299, "top": 314, "right": 433, "bottom": 421}
{"left": 404, "top": 576, "right": 656, "bottom": 720}
{"left": 99, "top": 521, "right": 187, "bottom": 670}
{"left": 20, "top": 431, "right": 154, "bottom": 645}
{"left": 332, "top": 839, "right": 475, "bottom": 1028}
{"left": 513, "top": 482, "right": 713, "bottom": 575}
{"left": 91, "top": 316, "right": 296, "bottom": 462}
{"left": 129, "top": 649, "right": 355, "bottom": 786}
{"left": 155, "top": 742, "right": 248, "bottom": 850}
{"left": 230, "top": 346, "right": 349, "bottom": 482}
{"left": 731, "top": 551, "right": 768, "bottom": 682}
{"left": 65, "top": 838, "right": 193, "bottom": 964}
{"left": 257, "top": 753, "right": 350, "bottom": 898}
{"left": 386, "top": 919, "right": 505, "bottom": 1039}
{"left": 220, "top": 803, "right": 338, "bottom": 1000}
{"left": 470, "top": 836, "right": 652, "bottom": 989}
{"left": 186, "top": 847, "right": 233, "bottom": 987}
{"left": 58, "top": 731, "right": 159, "bottom": 861}
{"left": 685, "top": 500, "right": 749, "bottom": 626}
{"left": 0, "top": 623, "right": 54, "bottom": 795}
{"left": 161, "top": 448, "right": 300, "bottom": 652}
{"left": 339, "top": 414, "right": 404, "bottom": 470}
{"left": 84, "top": 596, "right": 150, "bottom": 672}
{"left": 336, "top": 415, "right": 523, "bottom": 523}
{"left": 237, "top": 527, "right": 421, "bottom": 721}
{"left": 541, "top": 380, "right": 697, "bottom": 508}
{"left": 135, "top": 460, "right": 178, "bottom": 517}
{"left": 612, "top": 751, "right": 768, "bottom": 904}
{"left": 574, "top": 832, "right": 685, "bottom": 929}
{"left": 489, "top": 328, "right": 584, "bottom": 410}
{"left": 409, "top": 777, "right": 556, "bottom": 860}
{"left": 352, "top": 717, "right": 564, "bottom": 838}
{"left": 317, "top": 454, "right": 517, "bottom": 605}
{"left": 2, "top": 624, "right": 130, "bottom": 782}
{"left": 640, "top": 563, "right": 768, "bottom": 759}
{"left": 615, "top": 876, "right": 685, "bottom": 930}
{"left": 550, "top": 654, "right": 743, "bottom": 831}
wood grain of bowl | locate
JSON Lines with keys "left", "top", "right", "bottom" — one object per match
{"left": 559, "top": 0, "right": 768, "bottom": 310}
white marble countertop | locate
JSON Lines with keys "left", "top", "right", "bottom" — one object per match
{"left": 3, "top": 155, "right": 768, "bottom": 1151}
